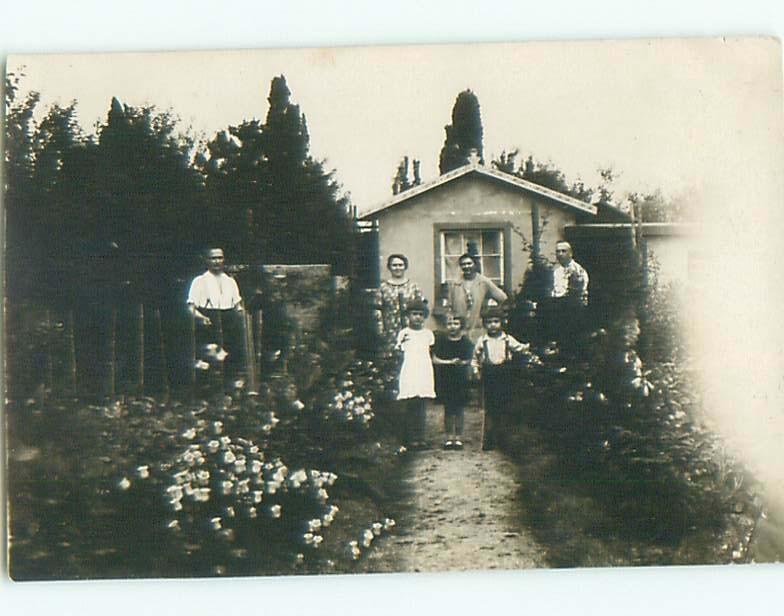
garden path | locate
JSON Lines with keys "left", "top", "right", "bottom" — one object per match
{"left": 361, "top": 402, "right": 547, "bottom": 572}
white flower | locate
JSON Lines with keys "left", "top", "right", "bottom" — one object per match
{"left": 316, "top": 488, "right": 329, "bottom": 502}
{"left": 182, "top": 428, "right": 197, "bottom": 440}
{"left": 292, "top": 400, "right": 305, "bottom": 411}
{"left": 223, "top": 451, "right": 236, "bottom": 465}
{"left": 221, "top": 480, "right": 234, "bottom": 495}
{"left": 194, "top": 360, "right": 210, "bottom": 371}
{"left": 225, "top": 506, "right": 235, "bottom": 518}
{"left": 313, "top": 535, "right": 323, "bottom": 547}
{"left": 372, "top": 522, "right": 383, "bottom": 536}
{"left": 253, "top": 490, "right": 264, "bottom": 503}
{"left": 383, "top": 518, "right": 396, "bottom": 531}
{"left": 212, "top": 421, "right": 223, "bottom": 435}
{"left": 329, "top": 505, "right": 339, "bottom": 516}
{"left": 219, "top": 436, "right": 231, "bottom": 447}
{"left": 322, "top": 514, "right": 333, "bottom": 527}
{"left": 250, "top": 460, "right": 262, "bottom": 474}
{"left": 303, "top": 532, "right": 315, "bottom": 545}
{"left": 210, "top": 517, "right": 222, "bottom": 530}
{"left": 136, "top": 465, "right": 150, "bottom": 479}
{"left": 270, "top": 504, "right": 282, "bottom": 519}
{"left": 167, "top": 520, "right": 180, "bottom": 531}
{"left": 308, "top": 519, "right": 322, "bottom": 531}
{"left": 234, "top": 462, "right": 246, "bottom": 474}
{"left": 265, "top": 482, "right": 278, "bottom": 495}
{"left": 118, "top": 477, "right": 131, "bottom": 491}
{"left": 196, "top": 470, "right": 210, "bottom": 483}
{"left": 248, "top": 507, "right": 257, "bottom": 519}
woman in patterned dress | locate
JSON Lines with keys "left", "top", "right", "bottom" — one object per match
{"left": 374, "top": 254, "right": 425, "bottom": 394}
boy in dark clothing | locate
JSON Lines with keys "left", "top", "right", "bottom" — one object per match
{"left": 433, "top": 314, "right": 474, "bottom": 450}
{"left": 471, "top": 305, "right": 529, "bottom": 451}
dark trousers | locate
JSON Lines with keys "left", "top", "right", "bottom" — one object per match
{"left": 481, "top": 365, "right": 513, "bottom": 450}
{"left": 195, "top": 309, "right": 244, "bottom": 391}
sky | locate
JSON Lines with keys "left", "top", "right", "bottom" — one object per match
{"left": 8, "top": 38, "right": 777, "bottom": 214}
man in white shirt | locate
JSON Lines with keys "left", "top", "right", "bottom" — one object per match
{"left": 548, "top": 241, "right": 589, "bottom": 357}
{"left": 187, "top": 248, "right": 244, "bottom": 390}
{"left": 552, "top": 241, "right": 589, "bottom": 306}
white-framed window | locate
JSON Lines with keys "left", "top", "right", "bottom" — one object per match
{"left": 439, "top": 228, "right": 505, "bottom": 287}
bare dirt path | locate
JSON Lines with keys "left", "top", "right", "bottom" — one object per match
{"left": 360, "top": 401, "right": 547, "bottom": 573}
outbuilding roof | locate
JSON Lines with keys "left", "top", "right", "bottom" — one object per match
{"left": 360, "top": 162, "right": 598, "bottom": 219}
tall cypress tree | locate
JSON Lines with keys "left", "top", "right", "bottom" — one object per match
{"left": 438, "top": 89, "right": 484, "bottom": 174}
{"left": 258, "top": 75, "right": 352, "bottom": 270}
{"left": 200, "top": 75, "right": 353, "bottom": 270}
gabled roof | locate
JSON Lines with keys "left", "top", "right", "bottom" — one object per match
{"left": 360, "top": 162, "right": 598, "bottom": 219}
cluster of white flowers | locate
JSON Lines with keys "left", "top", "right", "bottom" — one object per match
{"left": 347, "top": 518, "right": 396, "bottom": 560}
{"left": 566, "top": 381, "right": 608, "bottom": 405}
{"left": 325, "top": 386, "right": 375, "bottom": 427}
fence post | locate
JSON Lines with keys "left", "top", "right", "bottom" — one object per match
{"left": 216, "top": 311, "right": 225, "bottom": 387}
{"left": 44, "top": 309, "right": 54, "bottom": 395}
{"left": 67, "top": 310, "right": 77, "bottom": 396}
{"left": 243, "top": 311, "right": 257, "bottom": 392}
{"left": 255, "top": 310, "right": 263, "bottom": 381}
{"left": 109, "top": 307, "right": 117, "bottom": 398}
{"left": 155, "top": 308, "right": 170, "bottom": 402}
{"left": 138, "top": 304, "right": 145, "bottom": 396}
{"left": 189, "top": 313, "right": 196, "bottom": 398}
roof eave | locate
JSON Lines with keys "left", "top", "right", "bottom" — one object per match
{"left": 360, "top": 164, "right": 597, "bottom": 219}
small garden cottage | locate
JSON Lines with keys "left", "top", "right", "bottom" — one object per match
{"left": 360, "top": 159, "right": 604, "bottom": 307}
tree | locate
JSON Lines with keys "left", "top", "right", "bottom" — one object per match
{"left": 85, "top": 98, "right": 206, "bottom": 299}
{"left": 4, "top": 72, "right": 41, "bottom": 299}
{"left": 492, "top": 150, "right": 594, "bottom": 204}
{"left": 391, "top": 155, "right": 421, "bottom": 195}
{"left": 438, "top": 89, "right": 484, "bottom": 174}
{"left": 201, "top": 75, "right": 353, "bottom": 271}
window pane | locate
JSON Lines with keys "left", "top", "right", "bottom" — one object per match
{"left": 444, "top": 232, "right": 463, "bottom": 255}
{"left": 444, "top": 255, "right": 460, "bottom": 282}
{"left": 482, "top": 230, "right": 501, "bottom": 255}
{"left": 463, "top": 232, "right": 481, "bottom": 257}
{"left": 483, "top": 255, "right": 502, "bottom": 281}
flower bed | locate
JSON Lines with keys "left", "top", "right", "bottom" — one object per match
{"left": 8, "top": 344, "right": 404, "bottom": 579}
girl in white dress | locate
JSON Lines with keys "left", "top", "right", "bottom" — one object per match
{"left": 395, "top": 298, "right": 435, "bottom": 449}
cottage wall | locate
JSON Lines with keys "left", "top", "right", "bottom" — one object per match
{"left": 371, "top": 174, "right": 579, "bottom": 307}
